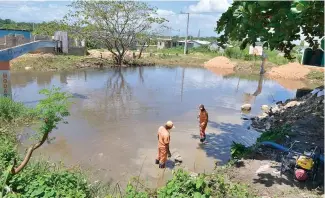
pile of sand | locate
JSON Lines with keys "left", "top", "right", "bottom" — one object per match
{"left": 204, "top": 56, "right": 235, "bottom": 69}
{"left": 266, "top": 62, "right": 310, "bottom": 80}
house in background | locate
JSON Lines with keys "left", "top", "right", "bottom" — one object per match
{"left": 0, "top": 28, "right": 31, "bottom": 39}
{"left": 157, "top": 38, "right": 177, "bottom": 49}
{"left": 192, "top": 40, "right": 210, "bottom": 48}
{"left": 177, "top": 40, "right": 194, "bottom": 48}
{"left": 209, "top": 41, "right": 219, "bottom": 51}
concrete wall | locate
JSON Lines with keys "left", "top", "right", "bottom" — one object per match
{"left": 0, "top": 32, "right": 86, "bottom": 56}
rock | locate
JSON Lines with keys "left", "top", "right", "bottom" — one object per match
{"left": 284, "top": 101, "right": 300, "bottom": 108}
{"left": 276, "top": 101, "right": 283, "bottom": 105}
{"left": 189, "top": 172, "right": 198, "bottom": 178}
{"left": 241, "top": 104, "right": 251, "bottom": 111}
{"left": 174, "top": 155, "right": 183, "bottom": 163}
{"left": 258, "top": 113, "right": 268, "bottom": 119}
{"left": 261, "top": 105, "right": 269, "bottom": 112}
{"left": 256, "top": 164, "right": 270, "bottom": 174}
{"left": 24, "top": 66, "right": 32, "bottom": 70}
{"left": 265, "top": 122, "right": 271, "bottom": 130}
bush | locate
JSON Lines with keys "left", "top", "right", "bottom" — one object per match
{"left": 230, "top": 142, "right": 253, "bottom": 160}
{"left": 157, "top": 169, "right": 255, "bottom": 198}
{"left": 0, "top": 98, "right": 30, "bottom": 122}
{"left": 256, "top": 124, "right": 291, "bottom": 143}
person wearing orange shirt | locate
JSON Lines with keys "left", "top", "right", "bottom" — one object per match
{"left": 197, "top": 104, "right": 208, "bottom": 143}
{"left": 155, "top": 121, "right": 175, "bottom": 169}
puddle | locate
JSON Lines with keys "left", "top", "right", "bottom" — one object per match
{"left": 11, "top": 66, "right": 299, "bottom": 187}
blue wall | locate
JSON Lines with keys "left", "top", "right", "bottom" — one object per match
{"left": 0, "top": 30, "right": 31, "bottom": 39}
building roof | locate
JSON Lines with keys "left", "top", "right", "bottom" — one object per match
{"left": 193, "top": 40, "right": 211, "bottom": 45}
{"left": 178, "top": 40, "right": 194, "bottom": 44}
{"left": 157, "top": 38, "right": 174, "bottom": 41}
{"left": 0, "top": 28, "right": 30, "bottom": 32}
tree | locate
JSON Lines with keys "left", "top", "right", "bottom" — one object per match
{"left": 11, "top": 87, "right": 71, "bottom": 174}
{"left": 216, "top": 1, "right": 324, "bottom": 60}
{"left": 64, "top": 1, "right": 166, "bottom": 65}
{"left": 32, "top": 21, "right": 68, "bottom": 36}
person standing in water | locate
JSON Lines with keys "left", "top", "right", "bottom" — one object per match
{"left": 155, "top": 121, "right": 175, "bottom": 168}
{"left": 197, "top": 104, "right": 208, "bottom": 143}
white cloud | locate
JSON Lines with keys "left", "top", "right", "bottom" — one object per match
{"left": 188, "top": 0, "right": 232, "bottom": 13}
{"left": 0, "top": 2, "right": 70, "bottom": 22}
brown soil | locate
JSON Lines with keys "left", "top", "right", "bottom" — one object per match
{"left": 267, "top": 63, "right": 312, "bottom": 80}
{"left": 204, "top": 56, "right": 235, "bottom": 69}
{"left": 273, "top": 78, "right": 308, "bottom": 90}
{"left": 206, "top": 67, "right": 234, "bottom": 76}
{"left": 224, "top": 159, "right": 323, "bottom": 198}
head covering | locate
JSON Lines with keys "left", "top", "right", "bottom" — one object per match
{"left": 199, "top": 104, "right": 205, "bottom": 110}
{"left": 166, "top": 121, "right": 175, "bottom": 129}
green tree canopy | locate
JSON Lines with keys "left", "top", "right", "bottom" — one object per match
{"left": 63, "top": 0, "right": 167, "bottom": 65}
{"left": 32, "top": 21, "right": 68, "bottom": 36}
{"left": 216, "top": 1, "right": 324, "bottom": 59}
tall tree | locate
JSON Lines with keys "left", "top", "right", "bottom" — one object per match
{"left": 64, "top": 0, "right": 166, "bottom": 65}
{"left": 216, "top": 1, "right": 324, "bottom": 59}
{"left": 32, "top": 21, "right": 68, "bottom": 36}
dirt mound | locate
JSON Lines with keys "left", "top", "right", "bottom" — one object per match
{"left": 266, "top": 62, "right": 310, "bottom": 80}
{"left": 206, "top": 67, "right": 234, "bottom": 76}
{"left": 273, "top": 78, "right": 308, "bottom": 90}
{"left": 252, "top": 86, "right": 324, "bottom": 151}
{"left": 204, "top": 56, "right": 235, "bottom": 69}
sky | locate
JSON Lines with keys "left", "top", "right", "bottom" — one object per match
{"left": 0, "top": 0, "right": 234, "bottom": 37}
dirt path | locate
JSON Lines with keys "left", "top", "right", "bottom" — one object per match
{"left": 223, "top": 159, "right": 323, "bottom": 198}
{"left": 266, "top": 62, "right": 324, "bottom": 80}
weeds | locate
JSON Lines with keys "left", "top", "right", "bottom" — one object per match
{"left": 157, "top": 169, "right": 256, "bottom": 198}
{"left": 229, "top": 125, "right": 291, "bottom": 161}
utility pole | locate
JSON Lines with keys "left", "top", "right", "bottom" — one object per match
{"left": 181, "top": 12, "right": 190, "bottom": 55}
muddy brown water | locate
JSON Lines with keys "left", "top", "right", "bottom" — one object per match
{"left": 12, "top": 66, "right": 297, "bottom": 188}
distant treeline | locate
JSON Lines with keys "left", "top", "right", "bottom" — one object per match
{"left": 0, "top": 18, "right": 34, "bottom": 31}
{"left": 0, "top": 18, "right": 217, "bottom": 42}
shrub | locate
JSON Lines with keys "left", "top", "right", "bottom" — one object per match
{"left": 157, "top": 169, "right": 255, "bottom": 198}
{"left": 230, "top": 142, "right": 253, "bottom": 160}
{"left": 0, "top": 98, "right": 30, "bottom": 122}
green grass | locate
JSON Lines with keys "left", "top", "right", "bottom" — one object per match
{"left": 124, "top": 169, "right": 256, "bottom": 198}
{"left": 11, "top": 55, "right": 85, "bottom": 71}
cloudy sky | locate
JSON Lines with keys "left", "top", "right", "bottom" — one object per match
{"left": 0, "top": 0, "right": 233, "bottom": 37}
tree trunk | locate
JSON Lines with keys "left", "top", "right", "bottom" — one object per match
{"left": 138, "top": 45, "right": 145, "bottom": 59}
{"left": 11, "top": 132, "right": 49, "bottom": 175}
{"left": 260, "top": 52, "right": 267, "bottom": 74}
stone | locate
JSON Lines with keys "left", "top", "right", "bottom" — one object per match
{"left": 276, "top": 101, "right": 283, "bottom": 105}
{"left": 258, "top": 113, "right": 268, "bottom": 119}
{"left": 174, "top": 155, "right": 183, "bottom": 163}
{"left": 241, "top": 104, "right": 252, "bottom": 111}
{"left": 265, "top": 122, "right": 271, "bottom": 130}
{"left": 284, "top": 101, "right": 300, "bottom": 108}
{"left": 261, "top": 105, "right": 269, "bottom": 112}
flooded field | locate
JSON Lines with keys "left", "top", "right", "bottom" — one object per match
{"left": 12, "top": 66, "right": 297, "bottom": 187}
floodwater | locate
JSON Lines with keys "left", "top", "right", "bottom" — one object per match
{"left": 11, "top": 66, "right": 297, "bottom": 187}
